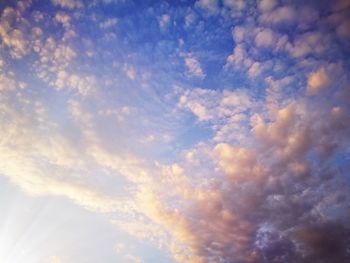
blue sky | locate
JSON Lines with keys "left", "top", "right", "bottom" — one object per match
{"left": 0, "top": 0, "right": 350, "bottom": 262}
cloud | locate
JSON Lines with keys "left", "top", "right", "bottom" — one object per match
{"left": 226, "top": 44, "right": 250, "bottom": 67}
{"left": 0, "top": 7, "right": 31, "bottom": 59}
{"left": 248, "top": 61, "right": 264, "bottom": 78}
{"left": 185, "top": 11, "right": 196, "bottom": 27}
{"left": 184, "top": 53, "right": 205, "bottom": 79}
{"left": 232, "top": 26, "right": 246, "bottom": 43}
{"left": 258, "top": 0, "right": 277, "bottom": 12}
{"left": 225, "top": 42, "right": 271, "bottom": 79}
{"left": 51, "top": 0, "right": 83, "bottom": 9}
{"left": 172, "top": 50, "right": 350, "bottom": 261}
{"left": 306, "top": 67, "right": 331, "bottom": 95}
{"left": 123, "top": 64, "right": 137, "bottom": 80}
{"left": 0, "top": 90, "right": 135, "bottom": 215}
{"left": 260, "top": 6, "right": 297, "bottom": 26}
{"left": 306, "top": 63, "right": 343, "bottom": 96}
{"left": 55, "top": 71, "right": 96, "bottom": 95}
{"left": 293, "top": 222, "right": 350, "bottom": 262}
{"left": 195, "top": 0, "right": 220, "bottom": 15}
{"left": 222, "top": 0, "right": 246, "bottom": 16}
{"left": 254, "top": 28, "right": 277, "bottom": 48}
{"left": 0, "top": 72, "right": 17, "bottom": 92}
{"left": 287, "top": 31, "right": 329, "bottom": 58}
{"left": 125, "top": 254, "right": 144, "bottom": 263}
{"left": 158, "top": 14, "right": 170, "bottom": 29}
{"left": 100, "top": 18, "right": 118, "bottom": 29}
{"left": 178, "top": 87, "right": 255, "bottom": 142}
{"left": 55, "top": 12, "right": 71, "bottom": 28}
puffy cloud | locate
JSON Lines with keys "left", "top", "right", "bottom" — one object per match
{"left": 287, "top": 31, "right": 329, "bottom": 58}
{"left": 184, "top": 53, "right": 205, "bottom": 79}
{"left": 226, "top": 44, "right": 251, "bottom": 67}
{"left": 232, "top": 26, "right": 246, "bottom": 43}
{"left": 123, "top": 64, "right": 137, "bottom": 80}
{"left": 0, "top": 72, "right": 17, "bottom": 92}
{"left": 51, "top": 0, "right": 83, "bottom": 9}
{"left": 158, "top": 14, "right": 170, "bottom": 29}
{"left": 222, "top": 0, "right": 246, "bottom": 17}
{"left": 55, "top": 12, "right": 71, "bottom": 28}
{"left": 226, "top": 42, "right": 271, "bottom": 79}
{"left": 195, "top": 0, "right": 220, "bottom": 15}
{"left": 185, "top": 10, "right": 196, "bottom": 27}
{"left": 306, "top": 63, "right": 343, "bottom": 96}
{"left": 248, "top": 61, "right": 264, "bottom": 78}
{"left": 254, "top": 28, "right": 277, "bottom": 48}
{"left": 55, "top": 71, "right": 96, "bottom": 95}
{"left": 223, "top": 0, "right": 245, "bottom": 10}
{"left": 99, "top": 17, "right": 118, "bottom": 29}
{"left": 172, "top": 65, "right": 350, "bottom": 261}
{"left": 260, "top": 6, "right": 297, "bottom": 26}
{"left": 0, "top": 7, "right": 31, "bottom": 59}
{"left": 258, "top": 0, "right": 278, "bottom": 12}
{"left": 178, "top": 88, "right": 255, "bottom": 142}
{"left": 306, "top": 67, "right": 331, "bottom": 95}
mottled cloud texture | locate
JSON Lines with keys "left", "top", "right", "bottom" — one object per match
{"left": 0, "top": 0, "right": 350, "bottom": 262}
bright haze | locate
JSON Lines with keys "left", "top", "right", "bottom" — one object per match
{"left": 0, "top": 0, "right": 350, "bottom": 262}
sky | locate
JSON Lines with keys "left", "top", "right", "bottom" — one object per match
{"left": 0, "top": 0, "right": 350, "bottom": 262}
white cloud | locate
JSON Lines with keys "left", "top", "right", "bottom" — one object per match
{"left": 195, "top": 0, "right": 220, "bottom": 15}
{"left": 184, "top": 54, "right": 205, "bottom": 79}
{"left": 123, "top": 64, "right": 136, "bottom": 80}
{"left": 258, "top": 0, "right": 277, "bottom": 12}
{"left": 158, "top": 14, "right": 170, "bottom": 29}
{"left": 55, "top": 12, "right": 71, "bottom": 28}
{"left": 0, "top": 7, "right": 30, "bottom": 59}
{"left": 225, "top": 44, "right": 252, "bottom": 68}
{"left": 185, "top": 11, "right": 196, "bottom": 27}
{"left": 306, "top": 67, "right": 331, "bottom": 96}
{"left": 248, "top": 61, "right": 263, "bottom": 78}
{"left": 223, "top": 0, "right": 245, "bottom": 10}
{"left": 287, "top": 31, "right": 329, "bottom": 58}
{"left": 51, "top": 0, "right": 83, "bottom": 9}
{"left": 255, "top": 28, "right": 276, "bottom": 48}
{"left": 178, "top": 88, "right": 255, "bottom": 142}
{"left": 225, "top": 42, "right": 269, "bottom": 79}
{"left": 232, "top": 26, "right": 246, "bottom": 43}
{"left": 98, "top": 106, "right": 132, "bottom": 121}
{"left": 100, "top": 18, "right": 118, "bottom": 29}
{"left": 260, "top": 6, "right": 297, "bottom": 26}
{"left": 0, "top": 95, "right": 129, "bottom": 214}
{"left": 0, "top": 72, "right": 17, "bottom": 92}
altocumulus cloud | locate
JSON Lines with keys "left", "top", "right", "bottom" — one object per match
{"left": 0, "top": 0, "right": 350, "bottom": 262}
